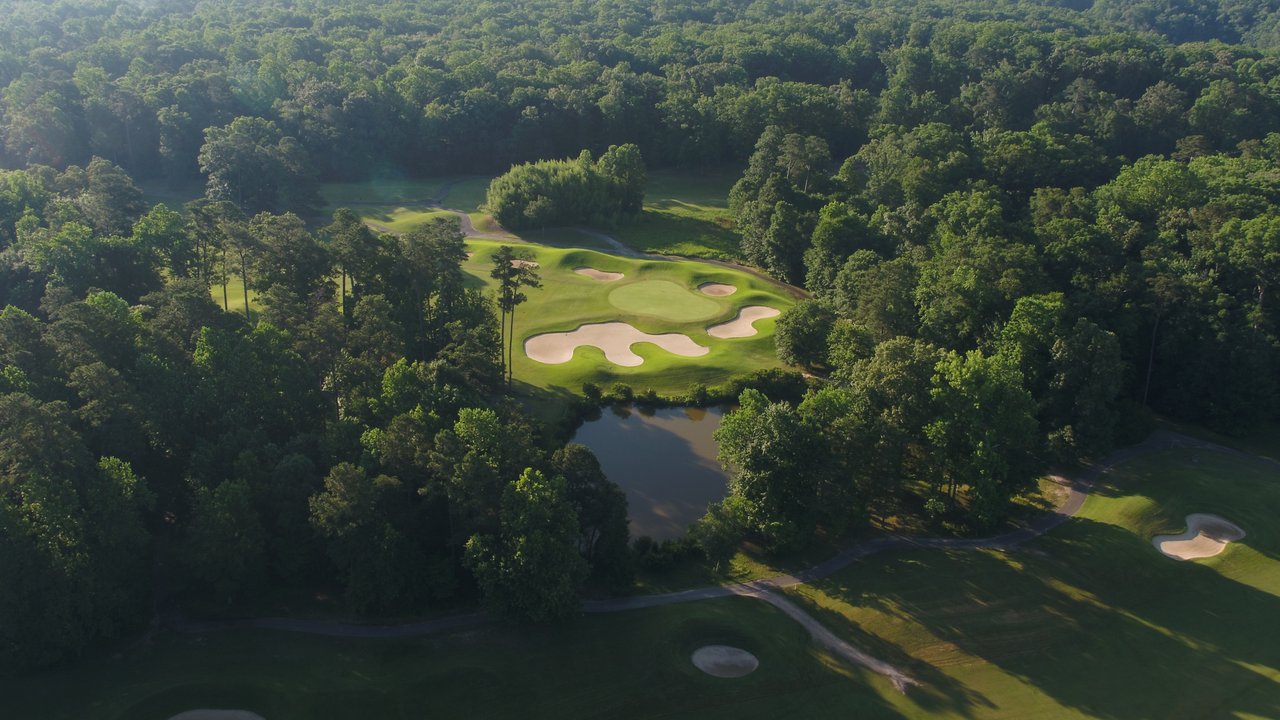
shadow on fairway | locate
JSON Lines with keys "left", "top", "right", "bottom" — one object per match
{"left": 803, "top": 516, "right": 1280, "bottom": 719}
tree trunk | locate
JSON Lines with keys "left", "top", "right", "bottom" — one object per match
{"left": 220, "top": 247, "right": 229, "bottom": 311}
{"left": 508, "top": 304, "right": 516, "bottom": 388}
{"left": 1142, "top": 312, "right": 1162, "bottom": 407}
{"left": 340, "top": 267, "right": 348, "bottom": 320}
{"left": 241, "top": 252, "right": 251, "bottom": 322}
{"left": 496, "top": 307, "right": 507, "bottom": 382}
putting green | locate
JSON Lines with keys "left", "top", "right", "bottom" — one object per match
{"left": 608, "top": 280, "right": 721, "bottom": 322}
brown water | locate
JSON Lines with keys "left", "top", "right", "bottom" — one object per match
{"left": 571, "top": 405, "right": 729, "bottom": 541}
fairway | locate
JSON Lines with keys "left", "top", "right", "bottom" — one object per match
{"left": 2, "top": 599, "right": 905, "bottom": 720}
{"left": 321, "top": 175, "right": 495, "bottom": 234}
{"left": 613, "top": 170, "right": 742, "bottom": 259}
{"left": 785, "top": 446, "right": 1280, "bottom": 719}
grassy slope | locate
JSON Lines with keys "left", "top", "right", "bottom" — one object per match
{"left": 612, "top": 170, "right": 742, "bottom": 259}
{"left": 461, "top": 239, "right": 792, "bottom": 398}
{"left": 787, "top": 448, "right": 1280, "bottom": 719}
{"left": 4, "top": 599, "right": 907, "bottom": 720}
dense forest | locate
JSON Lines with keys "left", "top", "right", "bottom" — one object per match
{"left": 2, "top": 0, "right": 1280, "bottom": 673}
{"left": 2, "top": 0, "right": 1280, "bottom": 182}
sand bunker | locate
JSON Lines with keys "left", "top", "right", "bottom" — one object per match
{"left": 525, "top": 322, "right": 708, "bottom": 367}
{"left": 167, "top": 707, "right": 264, "bottom": 712}
{"left": 513, "top": 259, "right": 539, "bottom": 268}
{"left": 698, "top": 282, "right": 737, "bottom": 297}
{"left": 692, "top": 646, "right": 759, "bottom": 678}
{"left": 707, "top": 306, "right": 781, "bottom": 339}
{"left": 574, "top": 267, "right": 624, "bottom": 282}
{"left": 1153, "top": 513, "right": 1246, "bottom": 560}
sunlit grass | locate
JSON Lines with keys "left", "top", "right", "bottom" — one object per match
{"left": 785, "top": 447, "right": 1280, "bottom": 718}
{"left": 613, "top": 170, "right": 742, "bottom": 259}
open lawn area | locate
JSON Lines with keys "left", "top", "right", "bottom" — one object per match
{"left": 461, "top": 239, "right": 792, "bottom": 398}
{"left": 2, "top": 599, "right": 904, "bottom": 720}
{"left": 321, "top": 175, "right": 495, "bottom": 233}
{"left": 787, "top": 446, "right": 1280, "bottom": 719}
{"left": 612, "top": 170, "right": 742, "bottom": 259}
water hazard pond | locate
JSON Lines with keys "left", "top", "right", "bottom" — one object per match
{"left": 572, "top": 405, "right": 730, "bottom": 541}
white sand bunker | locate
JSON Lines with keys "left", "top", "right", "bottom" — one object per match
{"left": 574, "top": 267, "right": 624, "bottom": 282}
{"left": 168, "top": 707, "right": 266, "bottom": 712}
{"left": 708, "top": 306, "right": 781, "bottom": 339}
{"left": 699, "top": 282, "right": 737, "bottom": 297}
{"left": 525, "top": 322, "right": 708, "bottom": 367}
{"left": 513, "top": 259, "right": 539, "bottom": 268}
{"left": 1153, "top": 513, "right": 1246, "bottom": 560}
{"left": 692, "top": 645, "right": 759, "bottom": 678}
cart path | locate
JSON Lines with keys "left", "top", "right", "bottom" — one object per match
{"left": 162, "top": 418, "right": 1251, "bottom": 687}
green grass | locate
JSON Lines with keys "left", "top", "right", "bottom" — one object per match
{"left": 606, "top": 280, "right": 723, "bottom": 322}
{"left": 519, "top": 227, "right": 613, "bottom": 250}
{"left": 14, "top": 445, "right": 1274, "bottom": 719}
{"left": 318, "top": 178, "right": 443, "bottom": 207}
{"left": 438, "top": 176, "right": 491, "bottom": 213}
{"left": 212, "top": 275, "right": 258, "bottom": 319}
{"left": 786, "top": 447, "right": 1280, "bottom": 719}
{"left": 3, "top": 598, "right": 908, "bottom": 720}
{"left": 613, "top": 170, "right": 742, "bottom": 259}
{"left": 320, "top": 175, "right": 495, "bottom": 234}
{"left": 137, "top": 180, "right": 204, "bottom": 212}
{"left": 462, "top": 239, "right": 792, "bottom": 397}
{"left": 354, "top": 206, "right": 455, "bottom": 233}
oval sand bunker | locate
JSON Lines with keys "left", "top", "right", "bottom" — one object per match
{"left": 168, "top": 707, "right": 266, "bottom": 712}
{"left": 574, "top": 267, "right": 624, "bottom": 282}
{"left": 699, "top": 282, "right": 737, "bottom": 297}
{"left": 692, "top": 645, "right": 759, "bottom": 678}
{"left": 525, "top": 322, "right": 708, "bottom": 367}
{"left": 707, "top": 306, "right": 781, "bottom": 339}
{"left": 1153, "top": 513, "right": 1246, "bottom": 560}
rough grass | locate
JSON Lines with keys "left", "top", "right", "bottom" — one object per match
{"left": 786, "top": 447, "right": 1280, "bottom": 719}
{"left": 462, "top": 239, "right": 792, "bottom": 397}
{"left": 321, "top": 176, "right": 492, "bottom": 234}
{"left": 613, "top": 170, "right": 742, "bottom": 260}
{"left": 3, "top": 599, "right": 910, "bottom": 720}
{"left": 354, "top": 206, "right": 454, "bottom": 233}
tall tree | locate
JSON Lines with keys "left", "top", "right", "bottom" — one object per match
{"left": 490, "top": 246, "right": 541, "bottom": 387}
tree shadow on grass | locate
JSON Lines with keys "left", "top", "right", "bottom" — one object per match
{"left": 806, "top": 519, "right": 1280, "bottom": 719}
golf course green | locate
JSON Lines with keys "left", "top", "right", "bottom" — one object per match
{"left": 606, "top": 280, "right": 722, "bottom": 322}
{"left": 460, "top": 239, "right": 793, "bottom": 397}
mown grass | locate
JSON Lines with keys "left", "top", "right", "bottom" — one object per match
{"left": 4, "top": 598, "right": 909, "bottom": 720}
{"left": 353, "top": 206, "right": 455, "bottom": 233}
{"left": 212, "top": 274, "right": 257, "bottom": 320}
{"left": 321, "top": 175, "right": 492, "bottom": 234}
{"left": 461, "top": 239, "right": 792, "bottom": 397}
{"left": 613, "top": 169, "right": 742, "bottom": 260}
{"left": 786, "top": 447, "right": 1280, "bottom": 719}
